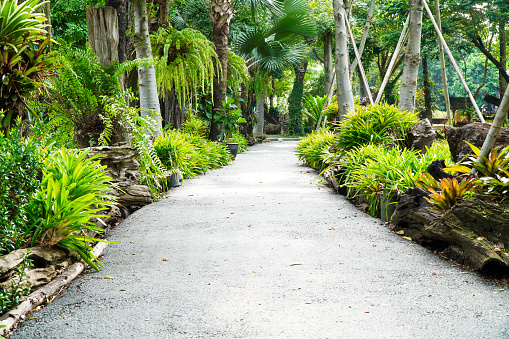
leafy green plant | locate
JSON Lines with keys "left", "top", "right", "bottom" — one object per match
{"left": 27, "top": 147, "right": 115, "bottom": 271}
{"left": 426, "top": 177, "right": 479, "bottom": 213}
{"left": 0, "top": 131, "right": 41, "bottom": 254}
{"left": 183, "top": 115, "right": 209, "bottom": 137}
{"left": 0, "top": 0, "right": 56, "bottom": 134}
{"left": 445, "top": 141, "right": 509, "bottom": 195}
{"left": 295, "top": 128, "right": 335, "bottom": 169}
{"left": 0, "top": 249, "right": 33, "bottom": 314}
{"left": 302, "top": 94, "right": 327, "bottom": 126}
{"left": 333, "top": 103, "right": 419, "bottom": 152}
{"left": 214, "top": 97, "right": 247, "bottom": 141}
{"left": 154, "top": 130, "right": 232, "bottom": 179}
{"left": 415, "top": 173, "right": 440, "bottom": 191}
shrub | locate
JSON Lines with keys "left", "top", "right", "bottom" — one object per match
{"left": 27, "top": 147, "right": 115, "bottom": 271}
{"left": 154, "top": 130, "right": 232, "bottom": 179}
{"left": 0, "top": 133, "right": 41, "bottom": 254}
{"left": 333, "top": 103, "right": 419, "bottom": 152}
{"left": 295, "top": 129, "right": 335, "bottom": 169}
{"left": 228, "top": 132, "right": 249, "bottom": 153}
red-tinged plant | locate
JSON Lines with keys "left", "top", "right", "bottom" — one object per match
{"left": 425, "top": 177, "right": 479, "bottom": 213}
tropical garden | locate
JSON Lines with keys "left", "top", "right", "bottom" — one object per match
{"left": 0, "top": 0, "right": 509, "bottom": 333}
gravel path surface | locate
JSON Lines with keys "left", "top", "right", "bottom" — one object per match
{"left": 11, "top": 141, "right": 509, "bottom": 338}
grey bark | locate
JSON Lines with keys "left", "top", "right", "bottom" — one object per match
{"left": 349, "top": 0, "right": 375, "bottom": 79}
{"left": 333, "top": 0, "right": 354, "bottom": 120}
{"left": 434, "top": 0, "right": 451, "bottom": 124}
{"left": 253, "top": 90, "right": 265, "bottom": 136}
{"left": 324, "top": 31, "right": 334, "bottom": 97}
{"left": 86, "top": 7, "right": 119, "bottom": 67}
{"left": 398, "top": 0, "right": 423, "bottom": 113}
{"left": 131, "top": 0, "right": 162, "bottom": 132}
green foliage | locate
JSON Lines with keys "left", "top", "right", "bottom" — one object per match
{"left": 154, "top": 130, "right": 232, "bottom": 179}
{"left": 227, "top": 50, "right": 249, "bottom": 91}
{"left": 151, "top": 26, "right": 218, "bottom": 107}
{"left": 0, "top": 249, "right": 32, "bottom": 314}
{"left": 426, "top": 177, "right": 479, "bottom": 213}
{"left": 27, "top": 147, "right": 115, "bottom": 271}
{"left": 213, "top": 97, "right": 247, "bottom": 141}
{"left": 333, "top": 103, "right": 419, "bottom": 152}
{"left": 183, "top": 115, "right": 209, "bottom": 137}
{"left": 0, "top": 132, "right": 41, "bottom": 254}
{"left": 228, "top": 132, "right": 249, "bottom": 153}
{"left": 51, "top": 0, "right": 102, "bottom": 44}
{"left": 295, "top": 128, "right": 335, "bottom": 169}
{"left": 415, "top": 173, "right": 440, "bottom": 191}
{"left": 302, "top": 94, "right": 327, "bottom": 126}
{"left": 287, "top": 76, "right": 305, "bottom": 136}
{"left": 0, "top": 0, "right": 55, "bottom": 134}
{"left": 340, "top": 141, "right": 452, "bottom": 217}
{"left": 445, "top": 142, "right": 509, "bottom": 195}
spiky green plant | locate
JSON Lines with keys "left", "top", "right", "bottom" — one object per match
{"left": 295, "top": 128, "right": 335, "bottom": 169}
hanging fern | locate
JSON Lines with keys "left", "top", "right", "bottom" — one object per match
{"left": 151, "top": 26, "right": 218, "bottom": 107}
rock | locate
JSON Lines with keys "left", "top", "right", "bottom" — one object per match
{"left": 86, "top": 145, "right": 153, "bottom": 207}
{"left": 445, "top": 123, "right": 509, "bottom": 162}
{"left": 111, "top": 184, "right": 153, "bottom": 207}
{"left": 0, "top": 247, "right": 71, "bottom": 292}
{"left": 87, "top": 145, "right": 141, "bottom": 185}
{"left": 427, "top": 160, "right": 455, "bottom": 181}
{"left": 264, "top": 123, "right": 280, "bottom": 135}
{"left": 406, "top": 119, "right": 436, "bottom": 153}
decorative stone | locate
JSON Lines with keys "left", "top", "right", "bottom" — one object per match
{"left": 264, "top": 123, "right": 280, "bottom": 135}
{"left": 445, "top": 123, "right": 509, "bottom": 162}
{"left": 406, "top": 119, "right": 436, "bottom": 153}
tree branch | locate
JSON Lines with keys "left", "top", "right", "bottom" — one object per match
{"left": 472, "top": 35, "right": 509, "bottom": 83}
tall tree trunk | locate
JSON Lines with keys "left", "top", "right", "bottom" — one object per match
{"left": 324, "top": 30, "right": 334, "bottom": 96}
{"left": 239, "top": 83, "right": 250, "bottom": 137}
{"left": 288, "top": 62, "right": 308, "bottom": 135}
{"left": 106, "top": 0, "right": 128, "bottom": 63}
{"left": 422, "top": 56, "right": 433, "bottom": 120}
{"left": 42, "top": 1, "right": 51, "bottom": 51}
{"left": 349, "top": 0, "right": 375, "bottom": 78}
{"left": 86, "top": 7, "right": 119, "bottom": 67}
{"left": 208, "top": 0, "right": 232, "bottom": 141}
{"left": 398, "top": 0, "right": 424, "bottom": 113}
{"left": 253, "top": 90, "right": 265, "bottom": 136}
{"left": 333, "top": 0, "right": 354, "bottom": 120}
{"left": 131, "top": 0, "right": 162, "bottom": 132}
{"left": 160, "top": 89, "right": 185, "bottom": 130}
{"left": 500, "top": 20, "right": 507, "bottom": 97}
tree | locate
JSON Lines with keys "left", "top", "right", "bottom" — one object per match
{"left": 332, "top": 0, "right": 354, "bottom": 119}
{"left": 398, "top": 0, "right": 424, "bottom": 113}
{"left": 131, "top": 0, "right": 162, "bottom": 132}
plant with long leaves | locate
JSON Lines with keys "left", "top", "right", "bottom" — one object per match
{"left": 426, "top": 177, "right": 479, "bottom": 213}
{"left": 445, "top": 141, "right": 509, "bottom": 195}
{"left": 27, "top": 147, "right": 115, "bottom": 271}
{"left": 302, "top": 94, "right": 327, "bottom": 126}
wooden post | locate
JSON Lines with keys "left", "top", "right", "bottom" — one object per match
{"left": 422, "top": 0, "right": 485, "bottom": 123}
{"left": 375, "top": 14, "right": 410, "bottom": 104}
{"left": 434, "top": 0, "right": 452, "bottom": 125}
{"left": 345, "top": 16, "right": 373, "bottom": 105}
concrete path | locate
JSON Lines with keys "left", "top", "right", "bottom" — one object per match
{"left": 12, "top": 142, "right": 509, "bottom": 338}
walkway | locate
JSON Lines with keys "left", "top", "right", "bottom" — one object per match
{"left": 12, "top": 142, "right": 509, "bottom": 338}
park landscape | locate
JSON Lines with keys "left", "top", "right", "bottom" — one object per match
{"left": 1, "top": 0, "right": 509, "bottom": 337}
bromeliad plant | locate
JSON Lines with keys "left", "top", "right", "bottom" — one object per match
{"left": 27, "top": 147, "right": 115, "bottom": 271}
{"left": 425, "top": 177, "right": 479, "bottom": 213}
{"left": 0, "top": 0, "right": 55, "bottom": 134}
{"left": 445, "top": 141, "right": 509, "bottom": 195}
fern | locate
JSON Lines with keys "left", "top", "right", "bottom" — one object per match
{"left": 151, "top": 26, "right": 219, "bottom": 107}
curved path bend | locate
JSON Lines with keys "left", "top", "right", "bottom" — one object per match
{"left": 12, "top": 141, "right": 509, "bottom": 338}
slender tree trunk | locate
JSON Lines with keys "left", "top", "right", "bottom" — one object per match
{"left": 288, "top": 62, "right": 308, "bottom": 135}
{"left": 42, "top": 1, "right": 51, "bottom": 51}
{"left": 253, "top": 90, "right": 265, "bottom": 136}
{"left": 160, "top": 89, "right": 185, "bottom": 130}
{"left": 324, "top": 30, "right": 334, "bottom": 96}
{"left": 422, "top": 56, "right": 433, "bottom": 120}
{"left": 434, "top": 0, "right": 451, "bottom": 124}
{"left": 500, "top": 20, "right": 507, "bottom": 97}
{"left": 472, "top": 35, "right": 509, "bottom": 83}
{"left": 131, "top": 0, "right": 162, "bottom": 132}
{"left": 398, "top": 0, "right": 424, "bottom": 113}
{"left": 209, "top": 0, "right": 232, "bottom": 141}
{"left": 333, "top": 0, "right": 354, "bottom": 120}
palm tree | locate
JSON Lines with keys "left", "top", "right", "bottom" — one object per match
{"left": 208, "top": 0, "right": 279, "bottom": 140}
{"left": 235, "top": 0, "right": 316, "bottom": 136}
